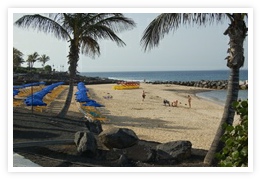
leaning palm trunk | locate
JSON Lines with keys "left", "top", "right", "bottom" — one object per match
{"left": 204, "top": 14, "right": 247, "bottom": 165}
{"left": 204, "top": 68, "right": 239, "bottom": 165}
{"left": 57, "top": 40, "right": 79, "bottom": 118}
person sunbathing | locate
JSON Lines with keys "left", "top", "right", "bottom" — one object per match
{"left": 163, "top": 99, "right": 171, "bottom": 106}
{"left": 103, "top": 93, "right": 113, "bottom": 99}
{"left": 171, "top": 100, "right": 178, "bottom": 107}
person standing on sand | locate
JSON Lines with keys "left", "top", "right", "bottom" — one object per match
{"left": 188, "top": 95, "right": 192, "bottom": 108}
{"left": 142, "top": 90, "right": 146, "bottom": 101}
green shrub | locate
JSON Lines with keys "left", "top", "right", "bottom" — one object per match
{"left": 44, "top": 65, "right": 52, "bottom": 73}
{"left": 216, "top": 100, "right": 248, "bottom": 167}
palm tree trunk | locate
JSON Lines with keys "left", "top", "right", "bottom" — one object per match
{"left": 57, "top": 39, "right": 79, "bottom": 118}
{"left": 204, "top": 67, "right": 239, "bottom": 165}
{"left": 204, "top": 14, "right": 247, "bottom": 166}
{"left": 57, "top": 80, "right": 74, "bottom": 118}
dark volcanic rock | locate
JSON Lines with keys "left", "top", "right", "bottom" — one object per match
{"left": 98, "top": 128, "right": 139, "bottom": 149}
{"left": 85, "top": 120, "right": 103, "bottom": 134}
{"left": 156, "top": 140, "right": 192, "bottom": 162}
{"left": 74, "top": 131, "right": 97, "bottom": 157}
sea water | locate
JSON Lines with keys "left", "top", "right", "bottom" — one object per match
{"left": 196, "top": 89, "right": 248, "bottom": 106}
{"left": 80, "top": 70, "right": 248, "bottom": 104}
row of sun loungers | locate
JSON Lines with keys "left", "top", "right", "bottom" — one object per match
{"left": 13, "top": 82, "right": 66, "bottom": 112}
{"left": 75, "top": 82, "right": 108, "bottom": 122}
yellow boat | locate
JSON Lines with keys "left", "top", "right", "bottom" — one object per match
{"left": 113, "top": 81, "right": 140, "bottom": 90}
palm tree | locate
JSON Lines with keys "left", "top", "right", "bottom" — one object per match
{"left": 13, "top": 47, "right": 24, "bottom": 68}
{"left": 140, "top": 13, "right": 248, "bottom": 166}
{"left": 26, "top": 52, "right": 40, "bottom": 68}
{"left": 15, "top": 13, "right": 136, "bottom": 118}
{"left": 39, "top": 54, "right": 50, "bottom": 67}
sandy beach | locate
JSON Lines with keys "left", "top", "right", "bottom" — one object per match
{"left": 13, "top": 82, "right": 244, "bottom": 167}
{"left": 78, "top": 83, "right": 228, "bottom": 150}
{"left": 13, "top": 83, "right": 236, "bottom": 151}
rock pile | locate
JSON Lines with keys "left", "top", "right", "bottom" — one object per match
{"left": 74, "top": 120, "right": 195, "bottom": 166}
{"left": 149, "top": 80, "right": 248, "bottom": 90}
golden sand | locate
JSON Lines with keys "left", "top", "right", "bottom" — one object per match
{"left": 73, "top": 83, "right": 232, "bottom": 150}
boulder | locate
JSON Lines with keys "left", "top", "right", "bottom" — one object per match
{"left": 123, "top": 140, "right": 158, "bottom": 162}
{"left": 85, "top": 120, "right": 103, "bottom": 134}
{"left": 74, "top": 131, "right": 84, "bottom": 147}
{"left": 74, "top": 131, "right": 97, "bottom": 156}
{"left": 115, "top": 154, "right": 129, "bottom": 167}
{"left": 98, "top": 128, "right": 139, "bottom": 149}
{"left": 156, "top": 140, "right": 192, "bottom": 162}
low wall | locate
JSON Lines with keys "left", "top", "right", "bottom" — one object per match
{"left": 148, "top": 80, "right": 248, "bottom": 90}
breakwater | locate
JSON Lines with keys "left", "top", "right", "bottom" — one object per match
{"left": 147, "top": 80, "right": 248, "bottom": 90}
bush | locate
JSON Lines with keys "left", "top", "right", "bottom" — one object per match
{"left": 44, "top": 65, "right": 52, "bottom": 73}
{"left": 14, "top": 66, "right": 28, "bottom": 73}
{"left": 216, "top": 100, "right": 248, "bottom": 167}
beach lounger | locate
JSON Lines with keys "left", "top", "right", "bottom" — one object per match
{"left": 13, "top": 99, "right": 23, "bottom": 107}
{"left": 33, "top": 106, "right": 47, "bottom": 113}
{"left": 81, "top": 105, "right": 108, "bottom": 122}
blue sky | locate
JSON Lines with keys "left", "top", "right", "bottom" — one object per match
{"left": 13, "top": 10, "right": 249, "bottom": 73}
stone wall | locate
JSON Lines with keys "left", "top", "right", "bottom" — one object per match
{"left": 148, "top": 80, "right": 248, "bottom": 90}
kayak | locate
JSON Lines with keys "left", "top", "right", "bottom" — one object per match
{"left": 113, "top": 81, "right": 140, "bottom": 90}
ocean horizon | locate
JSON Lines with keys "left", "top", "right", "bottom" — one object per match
{"left": 80, "top": 69, "right": 248, "bottom": 82}
{"left": 80, "top": 70, "right": 248, "bottom": 105}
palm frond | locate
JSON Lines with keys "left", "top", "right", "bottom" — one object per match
{"left": 81, "top": 24, "right": 127, "bottom": 47}
{"left": 80, "top": 36, "right": 100, "bottom": 58}
{"left": 78, "top": 13, "right": 135, "bottom": 37}
{"left": 78, "top": 13, "right": 135, "bottom": 57}
{"left": 94, "top": 13, "right": 136, "bottom": 33}
{"left": 39, "top": 54, "right": 50, "bottom": 64}
{"left": 140, "top": 13, "right": 227, "bottom": 51}
{"left": 14, "top": 14, "right": 70, "bottom": 40}
{"left": 13, "top": 47, "right": 24, "bottom": 57}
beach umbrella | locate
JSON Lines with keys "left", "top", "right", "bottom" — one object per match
{"left": 75, "top": 90, "right": 88, "bottom": 95}
{"left": 13, "top": 89, "right": 20, "bottom": 96}
{"left": 75, "top": 94, "right": 90, "bottom": 102}
{"left": 24, "top": 98, "right": 47, "bottom": 106}
{"left": 39, "top": 81, "right": 46, "bottom": 85}
{"left": 13, "top": 85, "right": 24, "bottom": 89}
{"left": 82, "top": 100, "right": 97, "bottom": 106}
{"left": 83, "top": 101, "right": 104, "bottom": 107}
{"left": 77, "top": 82, "right": 88, "bottom": 91}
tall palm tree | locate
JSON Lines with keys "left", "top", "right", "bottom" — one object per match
{"left": 39, "top": 54, "right": 50, "bottom": 67}
{"left": 15, "top": 13, "right": 136, "bottom": 118}
{"left": 13, "top": 47, "right": 24, "bottom": 68}
{"left": 26, "top": 52, "right": 40, "bottom": 68}
{"left": 140, "top": 13, "right": 248, "bottom": 166}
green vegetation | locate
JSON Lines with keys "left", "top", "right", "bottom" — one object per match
{"left": 216, "top": 100, "right": 248, "bottom": 167}
{"left": 13, "top": 47, "right": 53, "bottom": 74}
{"left": 39, "top": 54, "right": 50, "bottom": 67}
{"left": 44, "top": 65, "right": 52, "bottom": 73}
{"left": 26, "top": 52, "right": 40, "bottom": 68}
{"left": 14, "top": 66, "right": 53, "bottom": 74}
{"left": 13, "top": 47, "right": 24, "bottom": 70}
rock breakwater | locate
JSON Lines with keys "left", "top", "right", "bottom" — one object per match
{"left": 148, "top": 80, "right": 248, "bottom": 90}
